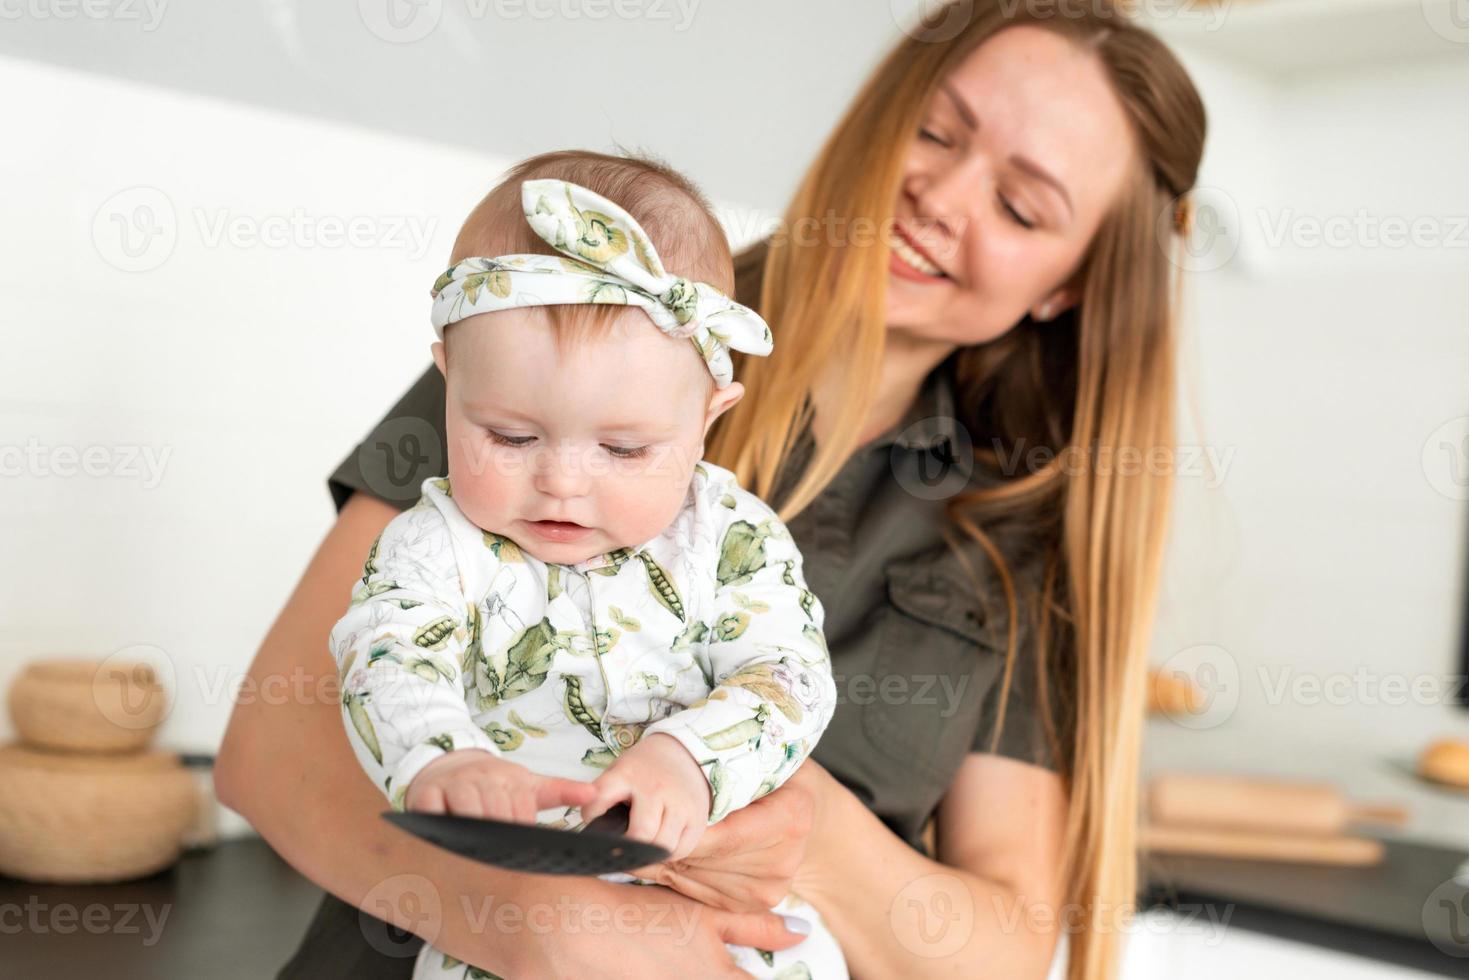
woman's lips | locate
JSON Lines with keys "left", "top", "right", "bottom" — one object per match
{"left": 889, "top": 227, "right": 949, "bottom": 282}
{"left": 523, "top": 520, "right": 593, "bottom": 543}
{"left": 889, "top": 248, "right": 948, "bottom": 283}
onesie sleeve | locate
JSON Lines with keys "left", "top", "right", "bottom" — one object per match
{"left": 642, "top": 489, "right": 837, "bottom": 823}
{"left": 329, "top": 495, "right": 503, "bottom": 811}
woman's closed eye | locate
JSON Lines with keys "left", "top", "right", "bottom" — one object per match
{"left": 918, "top": 127, "right": 951, "bottom": 148}
{"left": 1000, "top": 194, "right": 1036, "bottom": 230}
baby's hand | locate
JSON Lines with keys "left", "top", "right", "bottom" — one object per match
{"left": 580, "top": 733, "right": 712, "bottom": 861}
{"left": 405, "top": 748, "right": 598, "bottom": 822}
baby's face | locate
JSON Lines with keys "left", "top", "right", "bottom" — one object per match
{"left": 432, "top": 308, "right": 740, "bottom": 565}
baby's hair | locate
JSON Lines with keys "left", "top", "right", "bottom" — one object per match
{"left": 443, "top": 148, "right": 734, "bottom": 372}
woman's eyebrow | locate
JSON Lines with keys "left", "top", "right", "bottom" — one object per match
{"left": 939, "top": 82, "right": 1075, "bottom": 220}
{"left": 1012, "top": 156, "right": 1075, "bottom": 219}
{"left": 939, "top": 82, "right": 979, "bottom": 130}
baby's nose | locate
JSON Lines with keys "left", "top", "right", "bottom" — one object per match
{"left": 532, "top": 440, "right": 593, "bottom": 497}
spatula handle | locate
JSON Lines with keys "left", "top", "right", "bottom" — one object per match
{"left": 583, "top": 802, "right": 632, "bottom": 837}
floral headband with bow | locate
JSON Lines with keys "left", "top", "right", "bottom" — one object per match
{"left": 430, "top": 178, "right": 772, "bottom": 389}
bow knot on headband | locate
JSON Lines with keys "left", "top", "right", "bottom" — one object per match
{"left": 431, "top": 178, "right": 773, "bottom": 388}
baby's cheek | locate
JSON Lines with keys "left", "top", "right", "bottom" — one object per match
{"left": 449, "top": 454, "right": 521, "bottom": 533}
{"left": 602, "top": 465, "right": 691, "bottom": 543}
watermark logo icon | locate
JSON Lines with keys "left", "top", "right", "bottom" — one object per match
{"left": 359, "top": 416, "right": 444, "bottom": 504}
{"left": 1422, "top": 874, "right": 1469, "bottom": 958}
{"left": 360, "top": 874, "right": 442, "bottom": 957}
{"left": 359, "top": 0, "right": 443, "bottom": 42}
{"left": 1423, "top": 416, "right": 1469, "bottom": 501}
{"left": 1422, "top": 0, "right": 1469, "bottom": 43}
{"left": 891, "top": 0, "right": 974, "bottom": 42}
{"left": 92, "top": 187, "right": 177, "bottom": 272}
{"left": 890, "top": 873, "right": 974, "bottom": 958}
{"left": 94, "top": 645, "right": 176, "bottom": 729}
{"left": 891, "top": 417, "right": 974, "bottom": 501}
{"left": 1155, "top": 644, "right": 1239, "bottom": 730}
{"left": 1160, "top": 186, "right": 1240, "bottom": 273}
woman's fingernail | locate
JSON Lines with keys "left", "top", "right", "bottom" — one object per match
{"left": 781, "top": 914, "right": 812, "bottom": 935}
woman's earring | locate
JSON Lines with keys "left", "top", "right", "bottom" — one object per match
{"left": 1035, "top": 301, "right": 1054, "bottom": 322}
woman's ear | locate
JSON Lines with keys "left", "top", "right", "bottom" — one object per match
{"left": 1032, "top": 273, "right": 1084, "bottom": 322}
{"left": 703, "top": 381, "right": 744, "bottom": 439}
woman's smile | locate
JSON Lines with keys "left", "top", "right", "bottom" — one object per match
{"left": 889, "top": 224, "right": 950, "bottom": 281}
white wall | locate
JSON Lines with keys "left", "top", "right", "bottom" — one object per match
{"left": 3, "top": 7, "right": 1468, "bottom": 861}
{"left": 1144, "top": 38, "right": 1469, "bottom": 819}
{"left": 0, "top": 56, "right": 774, "bottom": 761}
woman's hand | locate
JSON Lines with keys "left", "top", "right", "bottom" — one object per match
{"left": 625, "top": 760, "right": 819, "bottom": 913}
{"left": 497, "top": 875, "right": 812, "bottom": 979}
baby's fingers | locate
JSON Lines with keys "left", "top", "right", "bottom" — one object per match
{"left": 445, "top": 780, "right": 487, "bottom": 818}
{"left": 579, "top": 777, "right": 631, "bottom": 827}
{"left": 626, "top": 796, "right": 664, "bottom": 847}
{"left": 669, "top": 820, "right": 707, "bottom": 863}
{"left": 508, "top": 785, "right": 540, "bottom": 825}
{"left": 534, "top": 776, "right": 599, "bottom": 814}
{"left": 407, "top": 783, "right": 446, "bottom": 815}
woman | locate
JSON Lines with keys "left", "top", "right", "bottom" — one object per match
{"left": 216, "top": 3, "right": 1205, "bottom": 977}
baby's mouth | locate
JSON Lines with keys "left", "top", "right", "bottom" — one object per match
{"left": 522, "top": 518, "right": 595, "bottom": 542}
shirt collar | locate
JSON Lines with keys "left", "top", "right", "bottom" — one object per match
{"left": 572, "top": 546, "right": 636, "bottom": 574}
{"left": 866, "top": 352, "right": 962, "bottom": 456}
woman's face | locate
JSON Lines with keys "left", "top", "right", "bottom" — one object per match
{"left": 886, "top": 25, "right": 1141, "bottom": 344}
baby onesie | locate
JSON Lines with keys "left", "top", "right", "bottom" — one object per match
{"left": 330, "top": 462, "right": 848, "bottom": 979}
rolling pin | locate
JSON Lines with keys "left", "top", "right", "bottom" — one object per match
{"left": 1140, "top": 824, "right": 1385, "bottom": 866}
{"left": 1148, "top": 773, "right": 1409, "bottom": 836}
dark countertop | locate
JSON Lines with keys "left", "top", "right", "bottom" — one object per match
{"left": 1143, "top": 837, "right": 1469, "bottom": 977}
{"left": 0, "top": 838, "right": 322, "bottom": 980}
{"left": 4, "top": 835, "right": 1468, "bottom": 977}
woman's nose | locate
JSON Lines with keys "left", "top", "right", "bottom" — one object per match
{"left": 907, "top": 155, "right": 986, "bottom": 242}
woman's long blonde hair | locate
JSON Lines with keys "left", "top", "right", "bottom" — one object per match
{"left": 706, "top": 4, "right": 1206, "bottom": 978}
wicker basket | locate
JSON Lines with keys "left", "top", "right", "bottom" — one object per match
{"left": 8, "top": 657, "right": 167, "bottom": 753}
{"left": 0, "top": 743, "right": 199, "bottom": 883}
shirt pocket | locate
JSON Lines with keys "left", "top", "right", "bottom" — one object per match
{"left": 859, "top": 552, "right": 999, "bottom": 783}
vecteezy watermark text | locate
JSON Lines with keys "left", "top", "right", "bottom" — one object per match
{"left": 1, "top": 438, "right": 171, "bottom": 489}
{"left": 0, "top": 898, "right": 170, "bottom": 946}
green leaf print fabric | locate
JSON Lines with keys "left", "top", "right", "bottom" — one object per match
{"left": 330, "top": 498, "right": 506, "bottom": 812}
{"left": 327, "top": 460, "right": 837, "bottom": 825}
{"left": 429, "top": 178, "right": 774, "bottom": 389}
{"left": 641, "top": 500, "right": 836, "bottom": 822}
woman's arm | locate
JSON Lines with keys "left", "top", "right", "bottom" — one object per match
{"left": 214, "top": 491, "right": 809, "bottom": 977}
{"left": 790, "top": 755, "right": 1067, "bottom": 980}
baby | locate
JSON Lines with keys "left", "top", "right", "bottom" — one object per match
{"left": 329, "top": 151, "right": 847, "bottom": 980}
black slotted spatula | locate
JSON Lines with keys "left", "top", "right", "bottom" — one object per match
{"left": 381, "top": 803, "right": 670, "bottom": 875}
